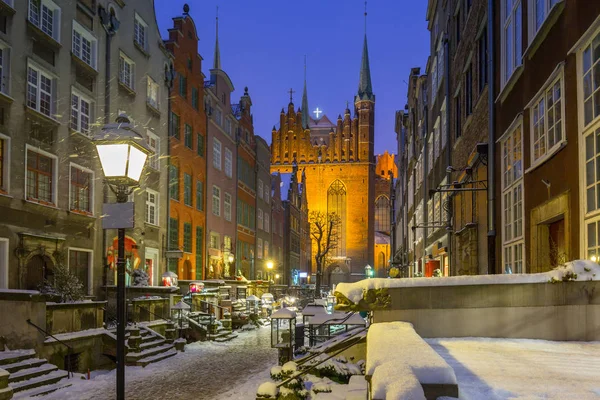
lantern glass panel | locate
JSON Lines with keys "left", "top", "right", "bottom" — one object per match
{"left": 97, "top": 144, "right": 128, "bottom": 177}
{"left": 127, "top": 146, "right": 148, "bottom": 181}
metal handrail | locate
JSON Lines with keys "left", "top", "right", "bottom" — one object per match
{"left": 296, "top": 325, "right": 365, "bottom": 367}
{"left": 136, "top": 305, "right": 169, "bottom": 323}
{"left": 276, "top": 326, "right": 367, "bottom": 389}
{"left": 26, "top": 319, "right": 73, "bottom": 379}
{"left": 303, "top": 311, "right": 359, "bottom": 345}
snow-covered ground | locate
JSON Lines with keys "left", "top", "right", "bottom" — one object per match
{"left": 41, "top": 326, "right": 277, "bottom": 400}
{"left": 428, "top": 338, "right": 600, "bottom": 400}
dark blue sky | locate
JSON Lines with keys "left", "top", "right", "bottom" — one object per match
{"left": 155, "top": 0, "right": 430, "bottom": 155}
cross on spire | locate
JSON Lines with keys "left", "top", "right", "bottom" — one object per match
{"left": 288, "top": 88, "right": 296, "bottom": 103}
{"left": 313, "top": 108, "right": 323, "bottom": 119}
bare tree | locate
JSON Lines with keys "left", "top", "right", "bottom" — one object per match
{"left": 309, "top": 211, "right": 341, "bottom": 296}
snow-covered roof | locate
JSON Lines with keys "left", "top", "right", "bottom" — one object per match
{"left": 308, "top": 312, "right": 365, "bottom": 326}
{"left": 336, "top": 260, "right": 600, "bottom": 304}
{"left": 261, "top": 293, "right": 274, "bottom": 299}
{"left": 172, "top": 300, "right": 191, "bottom": 310}
{"left": 301, "top": 304, "right": 327, "bottom": 316}
{"left": 246, "top": 295, "right": 260, "bottom": 301}
{"left": 271, "top": 308, "right": 297, "bottom": 319}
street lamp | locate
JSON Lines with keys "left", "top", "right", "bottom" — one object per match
{"left": 94, "top": 114, "right": 152, "bottom": 400}
{"left": 365, "top": 264, "right": 374, "bottom": 279}
{"left": 228, "top": 253, "right": 234, "bottom": 278}
{"left": 266, "top": 260, "right": 274, "bottom": 293}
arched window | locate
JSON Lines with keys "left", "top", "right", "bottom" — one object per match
{"left": 375, "top": 195, "right": 390, "bottom": 233}
{"left": 378, "top": 252, "right": 385, "bottom": 269}
{"left": 327, "top": 180, "right": 346, "bottom": 258}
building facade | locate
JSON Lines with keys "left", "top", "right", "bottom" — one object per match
{"left": 270, "top": 34, "right": 376, "bottom": 286}
{"left": 234, "top": 88, "right": 257, "bottom": 279}
{"left": 204, "top": 21, "right": 238, "bottom": 279}
{"left": 0, "top": 0, "right": 169, "bottom": 293}
{"left": 164, "top": 6, "right": 207, "bottom": 281}
{"left": 255, "top": 135, "right": 272, "bottom": 280}
{"left": 269, "top": 172, "right": 285, "bottom": 282}
{"left": 373, "top": 152, "right": 396, "bottom": 277}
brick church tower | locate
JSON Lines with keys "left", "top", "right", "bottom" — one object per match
{"left": 270, "top": 33, "right": 376, "bottom": 286}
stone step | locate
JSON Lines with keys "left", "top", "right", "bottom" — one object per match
{"left": 139, "top": 339, "right": 166, "bottom": 351}
{"left": 213, "top": 333, "right": 238, "bottom": 343}
{"left": 141, "top": 333, "right": 159, "bottom": 343}
{"left": 0, "top": 350, "right": 36, "bottom": 367}
{"left": 9, "top": 363, "right": 58, "bottom": 383}
{"left": 126, "top": 343, "right": 174, "bottom": 363}
{"left": 1, "top": 358, "right": 47, "bottom": 374}
{"left": 10, "top": 370, "right": 69, "bottom": 393}
{"left": 12, "top": 379, "right": 72, "bottom": 400}
{"left": 135, "top": 349, "right": 177, "bottom": 367}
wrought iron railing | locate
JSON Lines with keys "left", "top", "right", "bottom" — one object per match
{"left": 26, "top": 319, "right": 74, "bottom": 379}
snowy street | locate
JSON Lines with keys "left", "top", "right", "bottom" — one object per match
{"left": 428, "top": 338, "right": 600, "bottom": 400}
{"left": 43, "top": 326, "right": 277, "bottom": 400}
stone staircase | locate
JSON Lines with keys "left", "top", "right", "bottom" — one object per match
{"left": 188, "top": 312, "right": 238, "bottom": 343}
{"left": 124, "top": 326, "right": 177, "bottom": 367}
{"left": 0, "top": 349, "right": 72, "bottom": 399}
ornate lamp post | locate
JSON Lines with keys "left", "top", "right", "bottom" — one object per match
{"left": 364, "top": 264, "right": 374, "bottom": 279}
{"left": 227, "top": 253, "right": 234, "bottom": 278}
{"left": 266, "top": 260, "right": 274, "bottom": 293}
{"left": 94, "top": 114, "right": 152, "bottom": 400}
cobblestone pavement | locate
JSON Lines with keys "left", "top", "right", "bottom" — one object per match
{"left": 44, "top": 326, "right": 277, "bottom": 400}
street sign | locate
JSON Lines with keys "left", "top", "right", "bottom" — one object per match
{"left": 102, "top": 202, "right": 134, "bottom": 229}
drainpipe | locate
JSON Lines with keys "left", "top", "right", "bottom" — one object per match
{"left": 443, "top": 32, "right": 452, "bottom": 276}
{"left": 487, "top": 0, "right": 497, "bottom": 274}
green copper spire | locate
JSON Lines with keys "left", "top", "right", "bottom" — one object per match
{"left": 357, "top": 34, "right": 374, "bottom": 101}
{"left": 301, "top": 55, "right": 310, "bottom": 128}
{"left": 213, "top": 6, "right": 221, "bottom": 70}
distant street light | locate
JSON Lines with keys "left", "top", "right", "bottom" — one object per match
{"left": 94, "top": 114, "right": 152, "bottom": 400}
{"left": 266, "top": 260, "right": 274, "bottom": 293}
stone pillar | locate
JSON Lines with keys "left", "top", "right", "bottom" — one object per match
{"left": 126, "top": 326, "right": 141, "bottom": 353}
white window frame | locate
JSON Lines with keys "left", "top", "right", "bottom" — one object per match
{"left": 224, "top": 192, "right": 232, "bottom": 221}
{"left": 0, "top": 41, "right": 11, "bottom": 97}
{"left": 134, "top": 13, "right": 148, "bottom": 51}
{"left": 258, "top": 179, "right": 264, "bottom": 200}
{"left": 257, "top": 238, "right": 263, "bottom": 260}
{"left": 212, "top": 185, "right": 221, "bottom": 217}
{"left": 210, "top": 232, "right": 220, "bottom": 249}
{"left": 264, "top": 241, "right": 269, "bottom": 259}
{"left": 67, "top": 247, "right": 93, "bottom": 295}
{"left": 28, "top": 0, "right": 61, "bottom": 42}
{"left": 146, "top": 130, "right": 159, "bottom": 170}
{"left": 224, "top": 148, "right": 233, "bottom": 178}
{"left": 213, "top": 138, "right": 222, "bottom": 170}
{"left": 119, "top": 52, "right": 135, "bottom": 91}
{"left": 147, "top": 76, "right": 159, "bottom": 110}
{"left": 145, "top": 188, "right": 159, "bottom": 226}
{"left": 25, "top": 145, "right": 58, "bottom": 206}
{"left": 70, "top": 88, "right": 93, "bottom": 136}
{"left": 257, "top": 208, "right": 263, "bottom": 230}
{"left": 500, "top": 119, "right": 525, "bottom": 274}
{"left": 214, "top": 107, "right": 223, "bottom": 127}
{"left": 0, "top": 237, "right": 8, "bottom": 289}
{"left": 528, "top": 0, "right": 562, "bottom": 44}
{"left": 72, "top": 20, "right": 97, "bottom": 69}
{"left": 27, "top": 60, "right": 56, "bottom": 119}
{"left": 264, "top": 185, "right": 270, "bottom": 203}
{"left": 264, "top": 213, "right": 270, "bottom": 233}
{"left": 527, "top": 66, "right": 565, "bottom": 167}
{"left": 69, "top": 162, "right": 94, "bottom": 214}
{"left": 0, "top": 133, "right": 10, "bottom": 194}
{"left": 501, "top": 0, "right": 523, "bottom": 87}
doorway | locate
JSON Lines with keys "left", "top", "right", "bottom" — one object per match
{"left": 25, "top": 255, "right": 54, "bottom": 290}
{"left": 549, "top": 218, "right": 566, "bottom": 267}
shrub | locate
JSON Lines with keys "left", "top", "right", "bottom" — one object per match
{"left": 38, "top": 264, "right": 84, "bottom": 303}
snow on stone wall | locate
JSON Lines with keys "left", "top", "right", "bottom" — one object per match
{"left": 336, "top": 260, "right": 600, "bottom": 304}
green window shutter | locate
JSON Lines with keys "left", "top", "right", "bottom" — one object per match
{"left": 195, "top": 226, "right": 203, "bottom": 279}
{"left": 169, "top": 165, "right": 179, "bottom": 200}
{"left": 197, "top": 134, "right": 205, "bottom": 157}
{"left": 169, "top": 217, "right": 179, "bottom": 250}
{"left": 196, "top": 181, "right": 203, "bottom": 211}
{"left": 184, "top": 173, "right": 192, "bottom": 206}
{"left": 183, "top": 222, "right": 192, "bottom": 253}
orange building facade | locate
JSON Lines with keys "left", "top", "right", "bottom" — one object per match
{"left": 165, "top": 9, "right": 207, "bottom": 280}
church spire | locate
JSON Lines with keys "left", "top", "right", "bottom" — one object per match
{"left": 357, "top": 2, "right": 374, "bottom": 102}
{"left": 213, "top": 6, "right": 221, "bottom": 70}
{"left": 301, "top": 55, "right": 310, "bottom": 129}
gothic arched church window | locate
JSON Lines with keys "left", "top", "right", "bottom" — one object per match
{"left": 375, "top": 195, "right": 390, "bottom": 233}
{"left": 327, "top": 180, "right": 346, "bottom": 258}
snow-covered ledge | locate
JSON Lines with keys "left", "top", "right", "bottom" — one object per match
{"left": 335, "top": 261, "right": 600, "bottom": 341}
{"left": 46, "top": 301, "right": 106, "bottom": 335}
